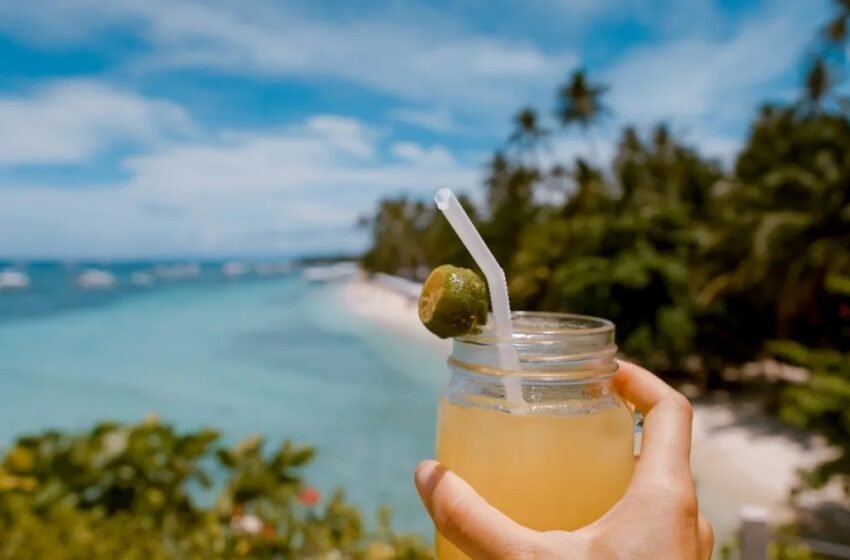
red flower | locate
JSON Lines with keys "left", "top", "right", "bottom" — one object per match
{"left": 232, "top": 503, "right": 245, "bottom": 518}
{"left": 297, "top": 486, "right": 321, "bottom": 506}
{"left": 262, "top": 522, "right": 276, "bottom": 541}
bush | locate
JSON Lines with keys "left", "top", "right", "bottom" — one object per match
{"left": 0, "top": 417, "right": 432, "bottom": 559}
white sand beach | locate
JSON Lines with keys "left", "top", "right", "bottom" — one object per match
{"left": 340, "top": 274, "right": 838, "bottom": 548}
{"left": 340, "top": 274, "right": 451, "bottom": 353}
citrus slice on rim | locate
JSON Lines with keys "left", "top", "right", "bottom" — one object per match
{"left": 418, "top": 265, "right": 488, "bottom": 339}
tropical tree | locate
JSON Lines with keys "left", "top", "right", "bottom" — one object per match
{"left": 804, "top": 58, "right": 832, "bottom": 109}
{"left": 361, "top": 195, "right": 477, "bottom": 278}
{"left": 799, "top": 0, "right": 850, "bottom": 111}
{"left": 822, "top": 0, "right": 850, "bottom": 51}
{"left": 357, "top": 3, "right": 850, "bottom": 507}
{"left": 555, "top": 69, "right": 609, "bottom": 159}
{"left": 360, "top": 198, "right": 427, "bottom": 278}
{"left": 481, "top": 152, "right": 541, "bottom": 273}
{"left": 556, "top": 69, "right": 609, "bottom": 130}
{"left": 699, "top": 106, "right": 850, "bottom": 356}
{"left": 508, "top": 106, "right": 549, "bottom": 160}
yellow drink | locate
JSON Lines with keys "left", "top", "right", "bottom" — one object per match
{"left": 432, "top": 312, "right": 631, "bottom": 559}
{"left": 436, "top": 399, "right": 635, "bottom": 559}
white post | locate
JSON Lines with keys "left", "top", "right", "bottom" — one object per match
{"left": 739, "top": 505, "right": 770, "bottom": 560}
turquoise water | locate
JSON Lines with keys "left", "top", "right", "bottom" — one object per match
{"left": 0, "top": 272, "right": 443, "bottom": 535}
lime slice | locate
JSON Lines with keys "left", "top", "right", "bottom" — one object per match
{"left": 419, "top": 265, "right": 488, "bottom": 339}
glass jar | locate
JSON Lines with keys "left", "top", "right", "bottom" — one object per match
{"left": 435, "top": 312, "right": 634, "bottom": 559}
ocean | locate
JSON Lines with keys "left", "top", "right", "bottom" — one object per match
{"left": 0, "top": 262, "right": 442, "bottom": 536}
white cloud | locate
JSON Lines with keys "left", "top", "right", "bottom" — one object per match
{"left": 390, "top": 142, "right": 457, "bottom": 167}
{"left": 605, "top": 2, "right": 820, "bottom": 127}
{"left": 0, "top": 0, "right": 833, "bottom": 258}
{"left": 0, "top": 112, "right": 478, "bottom": 257}
{"left": 0, "top": 0, "right": 576, "bottom": 119}
{"left": 123, "top": 120, "right": 473, "bottom": 196}
{"left": 389, "top": 106, "right": 457, "bottom": 133}
{"left": 0, "top": 80, "right": 193, "bottom": 165}
{"left": 303, "top": 116, "right": 376, "bottom": 158}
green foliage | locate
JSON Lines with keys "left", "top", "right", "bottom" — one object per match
{"left": 719, "top": 539, "right": 819, "bottom": 560}
{"left": 360, "top": 196, "right": 477, "bottom": 280}
{"left": 0, "top": 419, "right": 432, "bottom": 560}
{"left": 770, "top": 341, "right": 850, "bottom": 496}
{"left": 361, "top": 105, "right": 850, "bottom": 373}
{"left": 701, "top": 108, "right": 850, "bottom": 355}
{"left": 770, "top": 541, "right": 818, "bottom": 560}
{"left": 360, "top": 51, "right": 850, "bottom": 495}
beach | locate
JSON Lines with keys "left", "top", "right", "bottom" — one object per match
{"left": 0, "top": 264, "right": 838, "bottom": 549}
{"left": 340, "top": 274, "right": 838, "bottom": 548}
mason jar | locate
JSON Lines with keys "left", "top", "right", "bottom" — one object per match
{"left": 435, "top": 312, "right": 635, "bottom": 560}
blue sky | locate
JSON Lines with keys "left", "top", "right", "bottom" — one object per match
{"left": 0, "top": 0, "right": 833, "bottom": 258}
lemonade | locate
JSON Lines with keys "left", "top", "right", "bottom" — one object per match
{"left": 436, "top": 398, "right": 635, "bottom": 559}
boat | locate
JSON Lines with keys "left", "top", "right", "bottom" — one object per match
{"left": 77, "top": 268, "right": 116, "bottom": 289}
{"left": 0, "top": 269, "right": 30, "bottom": 290}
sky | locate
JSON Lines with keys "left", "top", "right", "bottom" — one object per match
{"left": 0, "top": 0, "right": 834, "bottom": 259}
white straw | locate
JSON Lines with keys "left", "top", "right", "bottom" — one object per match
{"left": 434, "top": 188, "right": 525, "bottom": 407}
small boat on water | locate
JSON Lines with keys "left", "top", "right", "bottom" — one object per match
{"left": 77, "top": 268, "right": 116, "bottom": 289}
{"left": 0, "top": 269, "right": 30, "bottom": 290}
{"left": 302, "top": 262, "right": 359, "bottom": 283}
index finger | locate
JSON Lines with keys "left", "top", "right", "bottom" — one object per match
{"left": 614, "top": 360, "right": 693, "bottom": 478}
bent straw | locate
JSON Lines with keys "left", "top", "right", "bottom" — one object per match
{"left": 434, "top": 188, "right": 525, "bottom": 407}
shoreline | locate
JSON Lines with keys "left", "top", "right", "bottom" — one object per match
{"left": 338, "top": 273, "right": 840, "bottom": 548}
{"left": 339, "top": 273, "right": 451, "bottom": 355}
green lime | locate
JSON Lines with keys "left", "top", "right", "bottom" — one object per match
{"left": 419, "top": 265, "right": 488, "bottom": 339}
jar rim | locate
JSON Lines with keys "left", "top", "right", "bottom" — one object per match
{"left": 450, "top": 311, "right": 617, "bottom": 377}
{"left": 457, "top": 311, "right": 614, "bottom": 345}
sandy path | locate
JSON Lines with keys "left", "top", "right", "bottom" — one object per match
{"left": 690, "top": 401, "right": 834, "bottom": 545}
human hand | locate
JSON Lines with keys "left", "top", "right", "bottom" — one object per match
{"left": 415, "top": 361, "right": 713, "bottom": 559}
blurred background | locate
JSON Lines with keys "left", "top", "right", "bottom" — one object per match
{"left": 0, "top": 0, "right": 849, "bottom": 558}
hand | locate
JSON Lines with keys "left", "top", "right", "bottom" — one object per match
{"left": 414, "top": 361, "right": 713, "bottom": 559}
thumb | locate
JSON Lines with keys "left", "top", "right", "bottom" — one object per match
{"left": 415, "top": 460, "right": 540, "bottom": 559}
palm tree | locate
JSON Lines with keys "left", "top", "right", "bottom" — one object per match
{"left": 613, "top": 126, "right": 645, "bottom": 210}
{"left": 824, "top": 0, "right": 850, "bottom": 45}
{"left": 543, "top": 163, "right": 570, "bottom": 202}
{"left": 360, "top": 197, "right": 429, "bottom": 277}
{"left": 555, "top": 69, "right": 609, "bottom": 161}
{"left": 803, "top": 58, "right": 831, "bottom": 110}
{"left": 508, "top": 106, "right": 549, "bottom": 161}
{"left": 799, "top": 1, "right": 850, "bottom": 112}
{"left": 552, "top": 158, "right": 613, "bottom": 219}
